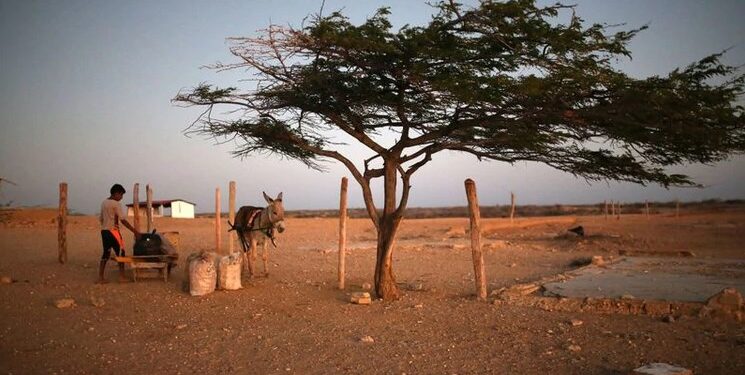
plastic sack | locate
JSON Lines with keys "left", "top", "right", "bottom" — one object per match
{"left": 217, "top": 253, "right": 243, "bottom": 291}
{"left": 188, "top": 251, "right": 217, "bottom": 296}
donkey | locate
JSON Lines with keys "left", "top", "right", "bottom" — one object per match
{"left": 228, "top": 192, "right": 285, "bottom": 277}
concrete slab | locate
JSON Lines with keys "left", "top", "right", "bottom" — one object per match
{"left": 543, "top": 257, "right": 745, "bottom": 302}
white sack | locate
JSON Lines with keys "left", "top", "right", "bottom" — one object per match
{"left": 217, "top": 253, "right": 243, "bottom": 291}
{"left": 188, "top": 251, "right": 217, "bottom": 296}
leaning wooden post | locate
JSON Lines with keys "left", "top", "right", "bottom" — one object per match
{"left": 215, "top": 187, "right": 222, "bottom": 254}
{"left": 338, "top": 177, "right": 348, "bottom": 290}
{"left": 616, "top": 201, "right": 622, "bottom": 220}
{"left": 509, "top": 192, "right": 516, "bottom": 224}
{"left": 645, "top": 200, "right": 650, "bottom": 219}
{"left": 132, "top": 183, "right": 140, "bottom": 232}
{"left": 465, "top": 179, "right": 487, "bottom": 301}
{"left": 57, "top": 182, "right": 68, "bottom": 264}
{"left": 228, "top": 181, "right": 236, "bottom": 253}
{"left": 146, "top": 184, "right": 153, "bottom": 232}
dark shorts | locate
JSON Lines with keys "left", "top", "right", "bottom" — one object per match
{"left": 101, "top": 230, "right": 125, "bottom": 260}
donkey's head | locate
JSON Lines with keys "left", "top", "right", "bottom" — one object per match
{"left": 263, "top": 191, "right": 285, "bottom": 233}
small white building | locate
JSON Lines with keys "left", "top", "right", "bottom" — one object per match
{"left": 126, "top": 199, "right": 196, "bottom": 219}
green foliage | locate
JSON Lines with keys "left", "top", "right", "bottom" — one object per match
{"left": 174, "top": 0, "right": 744, "bottom": 188}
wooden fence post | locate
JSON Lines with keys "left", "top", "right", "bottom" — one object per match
{"left": 645, "top": 200, "right": 650, "bottom": 218}
{"left": 617, "top": 201, "right": 622, "bottom": 220}
{"left": 229, "top": 181, "right": 236, "bottom": 253}
{"left": 58, "top": 182, "right": 67, "bottom": 264}
{"left": 132, "top": 183, "right": 140, "bottom": 231}
{"left": 465, "top": 179, "right": 487, "bottom": 301}
{"left": 146, "top": 184, "right": 153, "bottom": 232}
{"left": 510, "top": 192, "right": 516, "bottom": 224}
{"left": 338, "top": 177, "right": 348, "bottom": 290}
{"left": 215, "top": 187, "right": 221, "bottom": 254}
{"left": 604, "top": 200, "right": 608, "bottom": 220}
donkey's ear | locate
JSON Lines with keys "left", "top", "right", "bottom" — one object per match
{"left": 263, "top": 191, "right": 273, "bottom": 204}
{"left": 276, "top": 192, "right": 283, "bottom": 201}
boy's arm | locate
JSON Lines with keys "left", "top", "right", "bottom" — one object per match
{"left": 115, "top": 203, "right": 140, "bottom": 238}
{"left": 120, "top": 218, "right": 141, "bottom": 238}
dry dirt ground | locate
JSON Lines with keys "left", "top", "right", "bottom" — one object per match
{"left": 1, "top": 207, "right": 744, "bottom": 374}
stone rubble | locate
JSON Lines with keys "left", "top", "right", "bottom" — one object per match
{"left": 350, "top": 292, "right": 371, "bottom": 305}
{"left": 631, "top": 363, "right": 693, "bottom": 375}
{"left": 54, "top": 298, "right": 76, "bottom": 309}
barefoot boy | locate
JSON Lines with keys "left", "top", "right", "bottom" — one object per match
{"left": 97, "top": 184, "right": 140, "bottom": 283}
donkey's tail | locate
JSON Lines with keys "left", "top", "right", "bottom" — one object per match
{"left": 227, "top": 220, "right": 237, "bottom": 232}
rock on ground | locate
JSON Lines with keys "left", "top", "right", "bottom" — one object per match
{"left": 54, "top": 298, "right": 76, "bottom": 309}
{"left": 631, "top": 362, "right": 693, "bottom": 375}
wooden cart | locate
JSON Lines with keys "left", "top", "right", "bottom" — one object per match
{"left": 115, "top": 254, "right": 179, "bottom": 282}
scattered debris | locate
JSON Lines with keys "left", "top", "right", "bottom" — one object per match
{"left": 403, "top": 282, "right": 424, "bottom": 291}
{"left": 498, "top": 283, "right": 540, "bottom": 300}
{"left": 490, "top": 287, "right": 506, "bottom": 297}
{"left": 569, "top": 319, "right": 583, "bottom": 327}
{"left": 54, "top": 298, "right": 76, "bottom": 309}
{"left": 359, "top": 335, "right": 374, "bottom": 343}
{"left": 591, "top": 256, "right": 605, "bottom": 266}
{"left": 619, "top": 250, "right": 695, "bottom": 257}
{"left": 662, "top": 315, "right": 675, "bottom": 323}
{"left": 700, "top": 287, "right": 744, "bottom": 321}
{"left": 567, "top": 226, "right": 585, "bottom": 236}
{"left": 350, "top": 292, "right": 371, "bottom": 305}
{"left": 445, "top": 226, "right": 466, "bottom": 238}
{"left": 361, "top": 282, "right": 372, "bottom": 291}
{"left": 89, "top": 296, "right": 105, "bottom": 308}
{"left": 644, "top": 301, "right": 671, "bottom": 316}
{"left": 483, "top": 240, "right": 508, "bottom": 251}
{"left": 735, "top": 335, "right": 745, "bottom": 346}
{"left": 569, "top": 257, "right": 593, "bottom": 268}
{"left": 567, "top": 344, "right": 582, "bottom": 353}
{"left": 631, "top": 363, "right": 692, "bottom": 375}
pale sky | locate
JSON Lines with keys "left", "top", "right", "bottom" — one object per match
{"left": 1, "top": 0, "right": 744, "bottom": 214}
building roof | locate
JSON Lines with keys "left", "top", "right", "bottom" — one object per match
{"left": 125, "top": 199, "right": 196, "bottom": 208}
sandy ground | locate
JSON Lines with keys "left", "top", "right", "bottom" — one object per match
{"left": 1, "top": 207, "right": 744, "bottom": 374}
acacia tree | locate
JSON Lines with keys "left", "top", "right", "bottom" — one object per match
{"left": 174, "top": 0, "right": 744, "bottom": 300}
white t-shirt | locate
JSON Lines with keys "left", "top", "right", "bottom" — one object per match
{"left": 100, "top": 199, "right": 126, "bottom": 230}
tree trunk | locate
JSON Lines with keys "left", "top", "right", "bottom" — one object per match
{"left": 374, "top": 214, "right": 401, "bottom": 300}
